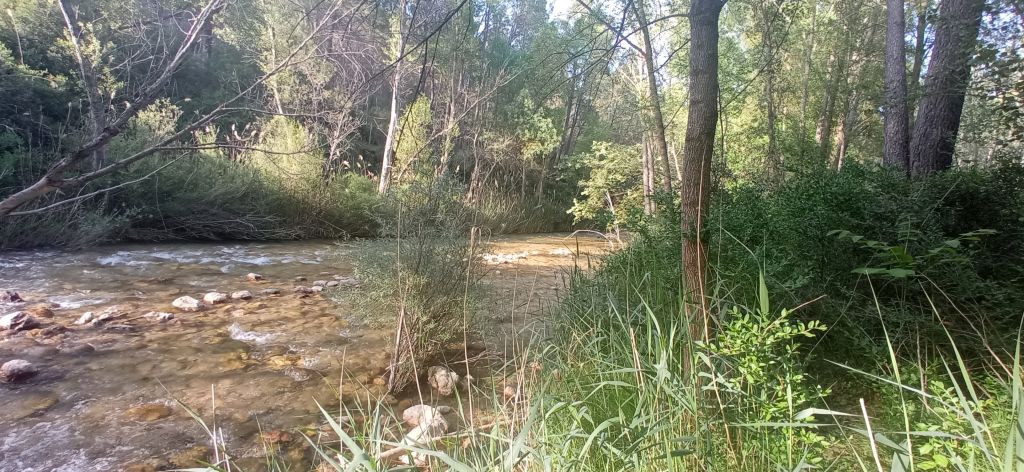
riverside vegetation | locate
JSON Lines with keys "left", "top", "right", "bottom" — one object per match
{"left": 2, "top": 0, "right": 1024, "bottom": 470}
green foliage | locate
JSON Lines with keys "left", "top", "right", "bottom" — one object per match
{"left": 568, "top": 142, "right": 643, "bottom": 230}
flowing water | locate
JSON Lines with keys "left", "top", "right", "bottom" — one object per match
{"left": 0, "top": 234, "right": 612, "bottom": 471}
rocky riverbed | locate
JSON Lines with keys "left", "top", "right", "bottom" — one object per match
{"left": 0, "top": 234, "right": 611, "bottom": 471}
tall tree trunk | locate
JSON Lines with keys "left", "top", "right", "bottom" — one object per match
{"left": 815, "top": 49, "right": 843, "bottom": 164}
{"left": 799, "top": 2, "right": 817, "bottom": 148}
{"left": 681, "top": 0, "right": 725, "bottom": 356}
{"left": 908, "top": 0, "right": 985, "bottom": 177}
{"left": 642, "top": 135, "right": 654, "bottom": 214}
{"left": 59, "top": 0, "right": 107, "bottom": 171}
{"left": 909, "top": 1, "right": 929, "bottom": 117}
{"left": 378, "top": 0, "right": 408, "bottom": 194}
{"left": 883, "top": 0, "right": 911, "bottom": 170}
{"left": 633, "top": 0, "right": 673, "bottom": 193}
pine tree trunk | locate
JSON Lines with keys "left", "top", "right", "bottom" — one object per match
{"left": 681, "top": 0, "right": 725, "bottom": 351}
{"left": 908, "top": 0, "right": 985, "bottom": 177}
{"left": 883, "top": 0, "right": 911, "bottom": 171}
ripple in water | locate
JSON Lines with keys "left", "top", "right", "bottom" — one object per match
{"left": 228, "top": 323, "right": 277, "bottom": 344}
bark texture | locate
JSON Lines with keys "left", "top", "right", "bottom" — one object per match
{"left": 883, "top": 0, "right": 910, "bottom": 170}
{"left": 908, "top": 0, "right": 985, "bottom": 177}
{"left": 681, "top": 0, "right": 725, "bottom": 347}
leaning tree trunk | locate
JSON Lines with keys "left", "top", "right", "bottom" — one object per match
{"left": 883, "top": 0, "right": 911, "bottom": 171}
{"left": 681, "top": 0, "right": 725, "bottom": 363}
{"left": 908, "top": 0, "right": 985, "bottom": 177}
{"left": 378, "top": 0, "right": 408, "bottom": 194}
{"left": 634, "top": 0, "right": 674, "bottom": 193}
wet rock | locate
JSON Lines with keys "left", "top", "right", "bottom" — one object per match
{"left": 203, "top": 292, "right": 229, "bottom": 304}
{"left": 27, "top": 325, "right": 66, "bottom": 339}
{"left": 4, "top": 391, "right": 58, "bottom": 420}
{"left": 74, "top": 312, "right": 94, "bottom": 325}
{"left": 262, "top": 430, "right": 293, "bottom": 444}
{"left": 312, "top": 280, "right": 327, "bottom": 287}
{"left": 143, "top": 311, "right": 175, "bottom": 322}
{"left": 172, "top": 296, "right": 205, "bottom": 312}
{"left": 57, "top": 343, "right": 96, "bottom": 356}
{"left": 283, "top": 366, "right": 314, "bottom": 382}
{"left": 103, "top": 323, "right": 136, "bottom": 332}
{"left": 1, "top": 291, "right": 23, "bottom": 303}
{"left": 427, "top": 366, "right": 459, "bottom": 396}
{"left": 1, "top": 359, "right": 39, "bottom": 382}
{"left": 230, "top": 290, "right": 253, "bottom": 300}
{"left": 294, "top": 276, "right": 307, "bottom": 282}
{"left": 258, "top": 288, "right": 282, "bottom": 296}
{"left": 0, "top": 312, "right": 39, "bottom": 331}
{"left": 310, "top": 285, "right": 324, "bottom": 293}
{"left": 294, "top": 286, "right": 315, "bottom": 294}
{"left": 230, "top": 309, "right": 246, "bottom": 317}
{"left": 168, "top": 445, "right": 212, "bottom": 468}
{"left": 24, "top": 305, "right": 54, "bottom": 318}
{"left": 325, "top": 281, "right": 340, "bottom": 288}
{"left": 402, "top": 404, "right": 448, "bottom": 428}
{"left": 246, "top": 272, "right": 264, "bottom": 281}
{"left": 267, "top": 354, "right": 302, "bottom": 368}
{"left": 125, "top": 403, "right": 173, "bottom": 422}
{"left": 398, "top": 405, "right": 450, "bottom": 466}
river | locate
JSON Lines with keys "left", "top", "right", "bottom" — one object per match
{"left": 0, "top": 233, "right": 612, "bottom": 471}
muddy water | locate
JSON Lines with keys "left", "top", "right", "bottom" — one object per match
{"left": 0, "top": 233, "right": 612, "bottom": 471}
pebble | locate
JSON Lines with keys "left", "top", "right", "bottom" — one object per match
{"left": 246, "top": 273, "right": 264, "bottom": 281}
{"left": 203, "top": 292, "right": 228, "bottom": 304}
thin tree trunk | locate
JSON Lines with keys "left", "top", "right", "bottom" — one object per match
{"left": 799, "top": 3, "right": 817, "bottom": 145}
{"left": 909, "top": 2, "right": 928, "bottom": 116}
{"left": 633, "top": 0, "right": 673, "bottom": 193}
{"left": 59, "top": 0, "right": 107, "bottom": 171}
{"left": 681, "top": 0, "right": 725, "bottom": 361}
{"left": 908, "top": 0, "right": 985, "bottom": 177}
{"left": 378, "top": 0, "right": 408, "bottom": 194}
{"left": 883, "top": 0, "right": 911, "bottom": 171}
{"left": 642, "top": 135, "right": 654, "bottom": 214}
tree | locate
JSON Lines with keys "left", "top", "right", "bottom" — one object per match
{"left": 908, "top": 0, "right": 986, "bottom": 176}
{"left": 377, "top": 0, "right": 411, "bottom": 194}
{"left": 633, "top": 0, "right": 674, "bottom": 193}
{"left": 883, "top": 0, "right": 911, "bottom": 170}
{"left": 681, "top": 0, "right": 726, "bottom": 350}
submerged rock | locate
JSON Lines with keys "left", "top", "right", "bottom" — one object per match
{"left": 1, "top": 359, "right": 39, "bottom": 382}
{"left": 1, "top": 291, "right": 23, "bottom": 303}
{"left": 246, "top": 272, "right": 264, "bottom": 281}
{"left": 427, "top": 366, "right": 460, "bottom": 396}
{"left": 203, "top": 292, "right": 228, "bottom": 304}
{"left": 312, "top": 280, "right": 327, "bottom": 287}
{"left": 258, "top": 288, "right": 282, "bottom": 296}
{"left": 74, "top": 312, "right": 94, "bottom": 325}
{"left": 24, "top": 305, "right": 55, "bottom": 318}
{"left": 143, "top": 311, "right": 175, "bottom": 322}
{"left": 5, "top": 391, "right": 58, "bottom": 420}
{"left": 294, "top": 286, "right": 315, "bottom": 294}
{"left": 124, "top": 403, "right": 173, "bottom": 422}
{"left": 230, "top": 290, "right": 253, "bottom": 300}
{"left": 0, "top": 312, "right": 39, "bottom": 331}
{"left": 172, "top": 296, "right": 205, "bottom": 312}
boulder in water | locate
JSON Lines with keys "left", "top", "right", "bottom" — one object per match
{"left": 427, "top": 366, "right": 460, "bottom": 396}
{"left": 1, "top": 291, "right": 23, "bottom": 303}
{"left": 24, "top": 304, "right": 55, "bottom": 318}
{"left": 0, "top": 312, "right": 39, "bottom": 331}
{"left": 203, "top": 292, "right": 228, "bottom": 304}
{"left": 246, "top": 273, "right": 264, "bottom": 281}
{"left": 74, "top": 312, "right": 94, "bottom": 325}
{"left": 294, "top": 286, "right": 315, "bottom": 294}
{"left": 172, "top": 296, "right": 205, "bottom": 312}
{"left": 230, "top": 290, "right": 253, "bottom": 300}
{"left": 1, "top": 359, "right": 39, "bottom": 382}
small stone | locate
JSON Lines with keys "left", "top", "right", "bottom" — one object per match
{"left": 124, "top": 403, "right": 173, "bottom": 422}
{"left": 503, "top": 383, "right": 521, "bottom": 402}
{"left": 246, "top": 273, "right": 264, "bottom": 281}
{"left": 143, "top": 311, "right": 174, "bottom": 322}
{"left": 427, "top": 366, "right": 460, "bottom": 396}
{"left": 258, "top": 288, "right": 282, "bottom": 296}
{"left": 1, "top": 359, "right": 39, "bottom": 382}
{"left": 230, "top": 291, "right": 253, "bottom": 300}
{"left": 0, "top": 291, "right": 23, "bottom": 303}
{"left": 372, "top": 376, "right": 387, "bottom": 386}
{"left": 402, "top": 404, "right": 445, "bottom": 427}
{"left": 294, "top": 276, "right": 307, "bottom": 282}
{"left": 294, "top": 286, "right": 315, "bottom": 294}
{"left": 202, "top": 292, "right": 228, "bottom": 304}
{"left": 262, "top": 430, "right": 293, "bottom": 444}
{"left": 310, "top": 286, "right": 324, "bottom": 293}
{"left": 312, "top": 280, "right": 327, "bottom": 287}
{"left": 0, "top": 312, "right": 39, "bottom": 331}
{"left": 172, "top": 296, "right": 205, "bottom": 312}
{"left": 325, "top": 281, "right": 340, "bottom": 288}
{"left": 74, "top": 312, "right": 95, "bottom": 325}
